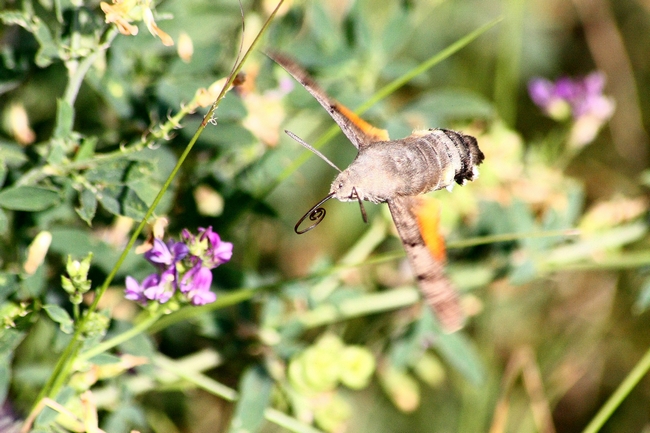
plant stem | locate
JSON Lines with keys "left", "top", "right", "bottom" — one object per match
{"left": 78, "top": 310, "right": 164, "bottom": 362}
{"left": 64, "top": 27, "right": 119, "bottom": 107}
{"left": 582, "top": 345, "right": 650, "bottom": 433}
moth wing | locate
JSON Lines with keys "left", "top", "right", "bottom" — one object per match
{"left": 267, "top": 52, "right": 389, "bottom": 149}
{"left": 387, "top": 196, "right": 465, "bottom": 332}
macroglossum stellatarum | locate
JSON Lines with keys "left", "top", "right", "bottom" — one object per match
{"left": 269, "top": 52, "right": 484, "bottom": 332}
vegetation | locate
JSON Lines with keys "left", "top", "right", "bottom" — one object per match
{"left": 1, "top": 0, "right": 649, "bottom": 432}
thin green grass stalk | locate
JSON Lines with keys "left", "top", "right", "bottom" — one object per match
{"left": 299, "top": 287, "right": 421, "bottom": 329}
{"left": 493, "top": 0, "right": 524, "bottom": 126}
{"left": 582, "top": 345, "right": 650, "bottom": 433}
{"left": 448, "top": 228, "right": 580, "bottom": 249}
{"left": 30, "top": 0, "right": 286, "bottom": 415}
{"left": 542, "top": 251, "right": 650, "bottom": 272}
{"left": 154, "top": 354, "right": 238, "bottom": 401}
{"left": 264, "top": 409, "right": 326, "bottom": 433}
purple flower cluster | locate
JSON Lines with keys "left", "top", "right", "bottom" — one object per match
{"left": 528, "top": 72, "right": 613, "bottom": 120}
{"left": 125, "top": 227, "right": 233, "bottom": 306}
{"left": 528, "top": 72, "right": 615, "bottom": 146}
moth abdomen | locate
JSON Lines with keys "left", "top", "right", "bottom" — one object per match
{"left": 371, "top": 128, "right": 483, "bottom": 197}
{"left": 433, "top": 128, "right": 484, "bottom": 185}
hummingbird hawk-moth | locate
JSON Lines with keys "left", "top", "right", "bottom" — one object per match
{"left": 269, "top": 53, "right": 484, "bottom": 332}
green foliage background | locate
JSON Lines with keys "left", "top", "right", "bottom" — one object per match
{"left": 1, "top": 0, "right": 650, "bottom": 432}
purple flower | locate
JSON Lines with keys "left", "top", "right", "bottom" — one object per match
{"left": 180, "top": 264, "right": 212, "bottom": 293}
{"left": 183, "top": 226, "right": 233, "bottom": 269}
{"left": 187, "top": 287, "right": 217, "bottom": 305}
{"left": 144, "top": 238, "right": 188, "bottom": 267}
{"left": 570, "top": 72, "right": 614, "bottom": 120}
{"left": 179, "top": 263, "right": 216, "bottom": 305}
{"left": 125, "top": 227, "right": 232, "bottom": 307}
{"left": 125, "top": 274, "right": 159, "bottom": 305}
{"left": 203, "top": 230, "right": 233, "bottom": 268}
{"left": 528, "top": 72, "right": 614, "bottom": 121}
{"left": 528, "top": 77, "right": 572, "bottom": 120}
{"left": 528, "top": 72, "right": 615, "bottom": 147}
{"left": 143, "top": 268, "right": 176, "bottom": 303}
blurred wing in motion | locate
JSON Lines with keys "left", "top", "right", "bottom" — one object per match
{"left": 387, "top": 195, "right": 464, "bottom": 332}
{"left": 267, "top": 51, "right": 389, "bottom": 149}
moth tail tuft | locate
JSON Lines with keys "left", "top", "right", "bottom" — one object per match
{"left": 436, "top": 129, "right": 484, "bottom": 186}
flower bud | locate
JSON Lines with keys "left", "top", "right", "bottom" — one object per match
{"left": 339, "top": 346, "right": 375, "bottom": 390}
{"left": 23, "top": 231, "right": 51, "bottom": 275}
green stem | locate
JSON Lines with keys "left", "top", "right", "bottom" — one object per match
{"left": 298, "top": 287, "right": 420, "bottom": 329}
{"left": 263, "top": 409, "right": 325, "bottom": 433}
{"left": 147, "top": 288, "right": 257, "bottom": 334}
{"left": 447, "top": 228, "right": 580, "bottom": 249}
{"left": 78, "top": 310, "right": 164, "bottom": 362}
{"left": 154, "top": 354, "right": 238, "bottom": 401}
{"left": 582, "top": 346, "right": 650, "bottom": 433}
{"left": 64, "top": 26, "right": 119, "bottom": 107}
{"left": 493, "top": 0, "right": 524, "bottom": 125}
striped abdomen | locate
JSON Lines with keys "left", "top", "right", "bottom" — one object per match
{"left": 338, "top": 128, "right": 484, "bottom": 203}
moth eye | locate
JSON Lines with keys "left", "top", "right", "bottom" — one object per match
{"left": 338, "top": 182, "right": 343, "bottom": 189}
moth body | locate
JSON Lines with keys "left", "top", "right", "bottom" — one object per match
{"left": 330, "top": 128, "right": 483, "bottom": 204}
{"left": 270, "top": 52, "right": 485, "bottom": 332}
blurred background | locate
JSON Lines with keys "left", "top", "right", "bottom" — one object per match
{"left": 1, "top": 0, "right": 650, "bottom": 432}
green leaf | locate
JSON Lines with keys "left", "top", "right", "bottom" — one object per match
{"left": 31, "top": 16, "right": 59, "bottom": 67}
{"left": 121, "top": 188, "right": 148, "bottom": 219}
{"left": 85, "top": 159, "right": 132, "bottom": 184}
{"left": 0, "top": 141, "right": 28, "bottom": 168}
{"left": 433, "top": 330, "right": 485, "bottom": 386}
{"left": 0, "top": 11, "right": 29, "bottom": 26}
{"left": 43, "top": 304, "right": 74, "bottom": 334}
{"left": 75, "top": 189, "right": 97, "bottom": 225}
{"left": 0, "top": 186, "right": 59, "bottom": 211}
{"left": 85, "top": 353, "right": 122, "bottom": 365}
{"left": 47, "top": 138, "right": 67, "bottom": 165}
{"left": 227, "top": 366, "right": 273, "bottom": 433}
{"left": 75, "top": 137, "right": 97, "bottom": 162}
{"left": 96, "top": 186, "right": 122, "bottom": 215}
{"left": 0, "top": 12, "right": 58, "bottom": 67}
{"left": 21, "top": 266, "right": 46, "bottom": 298}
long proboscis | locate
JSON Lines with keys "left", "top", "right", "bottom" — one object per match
{"left": 295, "top": 192, "right": 335, "bottom": 234}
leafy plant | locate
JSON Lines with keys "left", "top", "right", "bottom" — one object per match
{"left": 1, "top": 1, "right": 650, "bottom": 433}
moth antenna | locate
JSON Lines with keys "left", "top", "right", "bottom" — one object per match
{"left": 352, "top": 187, "right": 368, "bottom": 224}
{"left": 285, "top": 130, "right": 342, "bottom": 173}
{"left": 295, "top": 192, "right": 336, "bottom": 234}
